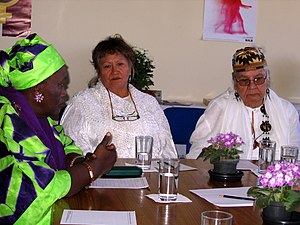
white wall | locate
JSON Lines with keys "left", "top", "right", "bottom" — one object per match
{"left": 1, "top": 0, "right": 300, "bottom": 103}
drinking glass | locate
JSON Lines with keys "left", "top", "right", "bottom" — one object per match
{"left": 201, "top": 210, "right": 233, "bottom": 225}
{"left": 158, "top": 157, "right": 180, "bottom": 201}
{"left": 258, "top": 140, "right": 276, "bottom": 173}
{"left": 280, "top": 145, "right": 299, "bottom": 163}
{"left": 135, "top": 136, "right": 153, "bottom": 169}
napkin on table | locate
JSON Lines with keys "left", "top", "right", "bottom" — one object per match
{"left": 146, "top": 194, "right": 192, "bottom": 203}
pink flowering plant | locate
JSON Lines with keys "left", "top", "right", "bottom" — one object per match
{"left": 199, "top": 132, "right": 243, "bottom": 163}
{"left": 247, "top": 161, "right": 300, "bottom": 211}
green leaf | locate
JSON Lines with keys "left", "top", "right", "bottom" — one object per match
{"left": 247, "top": 187, "right": 270, "bottom": 198}
{"left": 255, "top": 196, "right": 270, "bottom": 209}
{"left": 248, "top": 186, "right": 300, "bottom": 211}
{"left": 282, "top": 190, "right": 300, "bottom": 211}
{"left": 131, "top": 47, "right": 155, "bottom": 91}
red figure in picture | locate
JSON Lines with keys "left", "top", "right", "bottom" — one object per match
{"left": 215, "top": 0, "right": 252, "bottom": 35}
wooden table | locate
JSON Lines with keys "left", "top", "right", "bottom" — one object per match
{"left": 52, "top": 159, "right": 263, "bottom": 225}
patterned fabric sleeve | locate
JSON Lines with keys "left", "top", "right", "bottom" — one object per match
{"left": 0, "top": 97, "right": 72, "bottom": 225}
{"left": 48, "top": 117, "right": 83, "bottom": 156}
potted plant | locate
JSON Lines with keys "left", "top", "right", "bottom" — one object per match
{"left": 247, "top": 161, "right": 300, "bottom": 222}
{"left": 130, "top": 47, "right": 155, "bottom": 91}
{"left": 199, "top": 132, "right": 244, "bottom": 174}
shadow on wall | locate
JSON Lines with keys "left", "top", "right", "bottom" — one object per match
{"left": 271, "top": 59, "right": 300, "bottom": 103}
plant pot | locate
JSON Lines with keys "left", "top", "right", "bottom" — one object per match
{"left": 213, "top": 159, "right": 239, "bottom": 174}
{"left": 262, "top": 201, "right": 292, "bottom": 221}
{"left": 144, "top": 90, "right": 162, "bottom": 103}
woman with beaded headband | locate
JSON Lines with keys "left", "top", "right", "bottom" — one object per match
{"left": 187, "top": 47, "right": 300, "bottom": 160}
{"left": 0, "top": 33, "right": 117, "bottom": 224}
{"left": 60, "top": 34, "right": 177, "bottom": 159}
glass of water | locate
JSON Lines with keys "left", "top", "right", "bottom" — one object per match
{"left": 258, "top": 139, "right": 276, "bottom": 174}
{"left": 158, "top": 157, "right": 180, "bottom": 201}
{"left": 201, "top": 210, "right": 233, "bottom": 225}
{"left": 281, "top": 145, "right": 299, "bottom": 163}
{"left": 135, "top": 136, "right": 153, "bottom": 169}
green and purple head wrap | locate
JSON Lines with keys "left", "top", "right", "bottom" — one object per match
{"left": 0, "top": 33, "right": 67, "bottom": 170}
{"left": 0, "top": 33, "right": 65, "bottom": 90}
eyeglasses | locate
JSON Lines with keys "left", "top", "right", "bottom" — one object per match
{"left": 107, "top": 88, "right": 140, "bottom": 122}
{"left": 235, "top": 75, "right": 267, "bottom": 86}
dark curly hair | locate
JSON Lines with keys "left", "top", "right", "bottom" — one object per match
{"left": 89, "top": 34, "right": 136, "bottom": 87}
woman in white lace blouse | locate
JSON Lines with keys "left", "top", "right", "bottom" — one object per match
{"left": 61, "top": 34, "right": 177, "bottom": 159}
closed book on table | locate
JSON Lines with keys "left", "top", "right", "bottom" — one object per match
{"left": 102, "top": 166, "right": 143, "bottom": 178}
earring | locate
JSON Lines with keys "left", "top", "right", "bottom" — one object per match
{"left": 266, "top": 88, "right": 270, "bottom": 100}
{"left": 234, "top": 92, "right": 240, "bottom": 101}
{"left": 13, "top": 102, "right": 21, "bottom": 112}
{"left": 128, "top": 74, "right": 132, "bottom": 83}
{"left": 34, "top": 91, "right": 44, "bottom": 103}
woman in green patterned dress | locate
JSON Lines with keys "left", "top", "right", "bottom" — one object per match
{"left": 0, "top": 33, "right": 117, "bottom": 224}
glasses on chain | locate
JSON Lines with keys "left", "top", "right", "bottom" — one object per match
{"left": 236, "top": 75, "right": 267, "bottom": 86}
{"left": 107, "top": 88, "right": 140, "bottom": 122}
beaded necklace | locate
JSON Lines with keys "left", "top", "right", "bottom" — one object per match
{"left": 252, "top": 103, "right": 272, "bottom": 149}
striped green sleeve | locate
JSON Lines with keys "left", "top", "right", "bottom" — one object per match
{"left": 15, "top": 170, "right": 71, "bottom": 225}
{"left": 48, "top": 117, "right": 83, "bottom": 156}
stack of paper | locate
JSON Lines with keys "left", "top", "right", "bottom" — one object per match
{"left": 90, "top": 177, "right": 149, "bottom": 189}
{"left": 190, "top": 187, "right": 254, "bottom": 207}
{"left": 237, "top": 160, "right": 260, "bottom": 177}
{"left": 60, "top": 210, "right": 137, "bottom": 225}
{"left": 125, "top": 161, "right": 158, "bottom": 172}
{"left": 125, "top": 161, "right": 197, "bottom": 172}
{"left": 146, "top": 194, "right": 192, "bottom": 204}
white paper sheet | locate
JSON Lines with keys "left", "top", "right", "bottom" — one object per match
{"left": 146, "top": 194, "right": 192, "bottom": 204}
{"left": 190, "top": 186, "right": 254, "bottom": 207}
{"left": 125, "top": 161, "right": 158, "bottom": 172}
{"left": 90, "top": 177, "right": 149, "bottom": 189}
{"left": 237, "top": 160, "right": 260, "bottom": 177}
{"left": 179, "top": 163, "right": 197, "bottom": 172}
{"left": 152, "top": 161, "right": 197, "bottom": 172}
{"left": 60, "top": 209, "right": 137, "bottom": 225}
{"left": 125, "top": 161, "right": 197, "bottom": 172}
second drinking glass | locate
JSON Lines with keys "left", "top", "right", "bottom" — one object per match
{"left": 158, "top": 158, "right": 180, "bottom": 201}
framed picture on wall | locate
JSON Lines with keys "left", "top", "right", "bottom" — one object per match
{"left": 203, "top": 0, "right": 258, "bottom": 43}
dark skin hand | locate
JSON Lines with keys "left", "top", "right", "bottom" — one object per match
{"left": 66, "top": 153, "right": 84, "bottom": 167}
{"left": 65, "top": 132, "right": 117, "bottom": 197}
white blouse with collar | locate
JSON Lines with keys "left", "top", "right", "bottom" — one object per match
{"left": 61, "top": 82, "right": 177, "bottom": 159}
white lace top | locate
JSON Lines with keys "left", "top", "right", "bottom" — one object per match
{"left": 61, "top": 82, "right": 177, "bottom": 159}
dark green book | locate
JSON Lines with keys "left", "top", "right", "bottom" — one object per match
{"left": 102, "top": 166, "right": 143, "bottom": 178}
